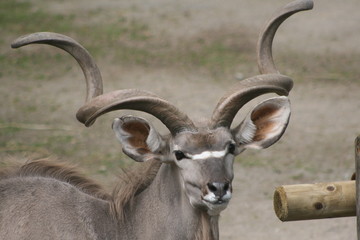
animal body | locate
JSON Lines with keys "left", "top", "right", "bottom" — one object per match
{"left": 0, "top": 1, "right": 313, "bottom": 239}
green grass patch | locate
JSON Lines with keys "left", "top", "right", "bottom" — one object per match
{"left": 277, "top": 50, "right": 360, "bottom": 84}
{"left": 0, "top": 0, "right": 258, "bottom": 81}
{"left": 1, "top": 0, "right": 359, "bottom": 83}
{"left": 0, "top": 1, "right": 74, "bottom": 34}
{"left": 1, "top": 133, "right": 77, "bottom": 156}
{"left": 183, "top": 41, "right": 249, "bottom": 78}
{"left": 236, "top": 154, "right": 266, "bottom": 168}
{"left": 0, "top": 0, "right": 154, "bottom": 79}
{"left": 95, "top": 156, "right": 130, "bottom": 175}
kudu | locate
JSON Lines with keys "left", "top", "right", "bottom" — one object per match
{"left": 0, "top": 0, "right": 313, "bottom": 239}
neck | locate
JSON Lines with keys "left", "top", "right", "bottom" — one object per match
{"left": 118, "top": 163, "right": 219, "bottom": 240}
{"left": 195, "top": 213, "right": 219, "bottom": 240}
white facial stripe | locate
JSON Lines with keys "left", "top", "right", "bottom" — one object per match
{"left": 189, "top": 150, "right": 227, "bottom": 160}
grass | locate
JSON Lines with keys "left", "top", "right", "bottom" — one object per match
{"left": 0, "top": 1, "right": 74, "bottom": 33}
{"left": 1, "top": 127, "right": 76, "bottom": 157}
{"left": 2, "top": 0, "right": 358, "bottom": 82}
{"left": 236, "top": 154, "right": 266, "bottom": 168}
{"left": 0, "top": 0, "right": 259, "bottom": 81}
{"left": 0, "top": 0, "right": 155, "bottom": 80}
{"left": 277, "top": 50, "right": 360, "bottom": 83}
{"left": 180, "top": 38, "right": 254, "bottom": 79}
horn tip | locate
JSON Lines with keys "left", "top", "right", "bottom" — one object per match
{"left": 11, "top": 33, "right": 37, "bottom": 49}
{"left": 288, "top": 0, "right": 314, "bottom": 11}
{"left": 303, "top": 0, "right": 314, "bottom": 10}
{"left": 11, "top": 38, "right": 24, "bottom": 49}
{"left": 84, "top": 121, "right": 94, "bottom": 127}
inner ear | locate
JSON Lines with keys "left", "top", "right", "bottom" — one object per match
{"left": 250, "top": 103, "right": 280, "bottom": 142}
{"left": 112, "top": 116, "right": 165, "bottom": 162}
{"left": 233, "top": 96, "right": 291, "bottom": 149}
{"left": 121, "top": 120, "right": 151, "bottom": 154}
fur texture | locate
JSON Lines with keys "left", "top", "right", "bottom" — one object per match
{"left": 0, "top": 158, "right": 111, "bottom": 201}
{"left": 110, "top": 159, "right": 162, "bottom": 220}
{"left": 0, "top": 158, "right": 162, "bottom": 219}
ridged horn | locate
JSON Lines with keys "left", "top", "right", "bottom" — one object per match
{"left": 76, "top": 89, "right": 196, "bottom": 135}
{"left": 257, "top": 0, "right": 314, "bottom": 74}
{"left": 12, "top": 32, "right": 196, "bottom": 135}
{"left": 210, "top": 0, "right": 313, "bottom": 129}
{"left": 11, "top": 32, "right": 103, "bottom": 102}
{"left": 210, "top": 74, "right": 293, "bottom": 128}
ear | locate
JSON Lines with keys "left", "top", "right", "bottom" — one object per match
{"left": 112, "top": 116, "right": 165, "bottom": 162}
{"left": 232, "top": 96, "right": 290, "bottom": 149}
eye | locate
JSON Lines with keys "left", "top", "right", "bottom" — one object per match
{"left": 174, "top": 150, "right": 186, "bottom": 161}
{"left": 228, "top": 143, "right": 236, "bottom": 154}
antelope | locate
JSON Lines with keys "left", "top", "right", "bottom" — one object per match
{"left": 0, "top": 0, "right": 313, "bottom": 239}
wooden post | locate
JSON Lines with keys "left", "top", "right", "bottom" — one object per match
{"left": 274, "top": 181, "right": 356, "bottom": 221}
{"left": 355, "top": 136, "right": 360, "bottom": 240}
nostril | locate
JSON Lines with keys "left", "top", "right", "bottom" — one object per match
{"left": 207, "top": 183, "right": 218, "bottom": 193}
{"left": 224, "top": 182, "right": 230, "bottom": 192}
{"left": 207, "top": 182, "right": 231, "bottom": 197}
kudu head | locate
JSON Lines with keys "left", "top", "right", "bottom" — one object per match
{"left": 12, "top": 0, "right": 313, "bottom": 216}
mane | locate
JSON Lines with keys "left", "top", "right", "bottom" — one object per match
{"left": 0, "top": 158, "right": 163, "bottom": 220}
{"left": 0, "top": 158, "right": 111, "bottom": 201}
{"left": 111, "top": 159, "right": 162, "bottom": 220}
{"left": 195, "top": 212, "right": 219, "bottom": 240}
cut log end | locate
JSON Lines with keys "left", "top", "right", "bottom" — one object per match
{"left": 273, "top": 186, "right": 288, "bottom": 221}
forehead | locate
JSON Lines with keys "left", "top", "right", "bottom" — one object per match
{"left": 173, "top": 128, "right": 232, "bottom": 153}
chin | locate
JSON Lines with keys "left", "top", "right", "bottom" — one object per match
{"left": 188, "top": 195, "right": 231, "bottom": 216}
{"left": 203, "top": 200, "right": 229, "bottom": 216}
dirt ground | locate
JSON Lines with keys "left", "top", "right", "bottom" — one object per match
{"left": 1, "top": 0, "right": 360, "bottom": 239}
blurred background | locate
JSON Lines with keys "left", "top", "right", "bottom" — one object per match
{"left": 0, "top": 0, "right": 359, "bottom": 239}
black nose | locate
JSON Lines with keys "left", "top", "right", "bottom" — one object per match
{"left": 207, "top": 182, "right": 230, "bottom": 198}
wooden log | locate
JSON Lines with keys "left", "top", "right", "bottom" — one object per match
{"left": 274, "top": 181, "right": 356, "bottom": 221}
{"left": 355, "top": 136, "right": 360, "bottom": 240}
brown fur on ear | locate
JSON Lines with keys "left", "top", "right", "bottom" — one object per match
{"left": 251, "top": 105, "right": 280, "bottom": 142}
{"left": 253, "top": 122, "right": 278, "bottom": 142}
{"left": 122, "top": 120, "right": 151, "bottom": 154}
{"left": 251, "top": 104, "right": 279, "bottom": 122}
{"left": 234, "top": 97, "right": 290, "bottom": 149}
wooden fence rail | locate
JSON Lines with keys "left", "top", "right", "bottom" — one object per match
{"left": 273, "top": 136, "right": 360, "bottom": 239}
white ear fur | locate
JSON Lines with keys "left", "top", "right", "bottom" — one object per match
{"left": 112, "top": 116, "right": 164, "bottom": 162}
{"left": 146, "top": 127, "right": 164, "bottom": 152}
{"left": 112, "top": 118, "right": 132, "bottom": 144}
{"left": 234, "top": 96, "right": 291, "bottom": 149}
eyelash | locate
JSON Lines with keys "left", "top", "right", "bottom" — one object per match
{"left": 174, "top": 150, "right": 187, "bottom": 161}
{"left": 228, "top": 143, "right": 236, "bottom": 154}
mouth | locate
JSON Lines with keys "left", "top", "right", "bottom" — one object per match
{"left": 202, "top": 198, "right": 229, "bottom": 215}
{"left": 202, "top": 190, "right": 232, "bottom": 203}
{"left": 201, "top": 196, "right": 229, "bottom": 205}
{"left": 201, "top": 191, "right": 231, "bottom": 215}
